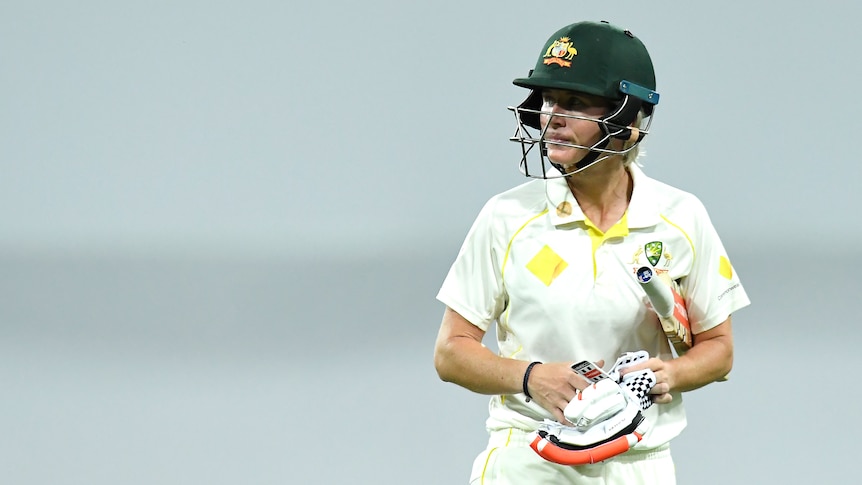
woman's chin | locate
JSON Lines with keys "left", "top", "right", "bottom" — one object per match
{"left": 547, "top": 149, "right": 585, "bottom": 168}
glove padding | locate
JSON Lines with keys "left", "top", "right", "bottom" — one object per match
{"left": 530, "top": 351, "right": 658, "bottom": 466}
{"left": 563, "top": 379, "right": 627, "bottom": 429}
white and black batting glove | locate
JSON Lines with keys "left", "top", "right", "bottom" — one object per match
{"left": 608, "top": 351, "right": 657, "bottom": 410}
{"left": 530, "top": 351, "right": 658, "bottom": 466}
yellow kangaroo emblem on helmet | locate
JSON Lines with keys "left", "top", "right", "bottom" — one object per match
{"left": 544, "top": 37, "right": 578, "bottom": 67}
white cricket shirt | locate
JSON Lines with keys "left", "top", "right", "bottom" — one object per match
{"left": 437, "top": 164, "right": 750, "bottom": 450}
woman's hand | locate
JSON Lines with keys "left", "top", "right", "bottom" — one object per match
{"left": 619, "top": 358, "right": 675, "bottom": 404}
{"left": 527, "top": 360, "right": 604, "bottom": 423}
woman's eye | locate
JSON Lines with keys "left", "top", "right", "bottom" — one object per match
{"left": 561, "top": 98, "right": 585, "bottom": 110}
{"left": 542, "top": 95, "right": 586, "bottom": 111}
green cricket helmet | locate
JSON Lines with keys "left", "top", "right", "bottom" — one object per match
{"left": 509, "top": 21, "right": 660, "bottom": 178}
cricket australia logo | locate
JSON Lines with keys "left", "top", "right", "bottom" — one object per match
{"left": 543, "top": 37, "right": 577, "bottom": 67}
{"left": 644, "top": 241, "right": 663, "bottom": 267}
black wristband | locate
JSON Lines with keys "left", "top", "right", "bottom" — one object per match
{"left": 522, "top": 361, "right": 542, "bottom": 402}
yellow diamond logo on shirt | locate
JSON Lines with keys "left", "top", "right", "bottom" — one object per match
{"left": 526, "top": 245, "right": 568, "bottom": 286}
{"left": 719, "top": 256, "right": 733, "bottom": 279}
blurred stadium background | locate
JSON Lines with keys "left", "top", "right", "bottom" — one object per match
{"left": 2, "top": 1, "right": 859, "bottom": 483}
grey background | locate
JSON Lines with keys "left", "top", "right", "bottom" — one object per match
{"left": 1, "top": 1, "right": 859, "bottom": 484}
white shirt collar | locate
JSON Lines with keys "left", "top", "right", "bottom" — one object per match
{"left": 544, "top": 163, "right": 662, "bottom": 228}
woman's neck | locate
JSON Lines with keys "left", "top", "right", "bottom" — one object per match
{"left": 565, "top": 159, "right": 632, "bottom": 232}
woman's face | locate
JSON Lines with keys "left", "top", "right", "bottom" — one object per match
{"left": 539, "top": 89, "right": 612, "bottom": 168}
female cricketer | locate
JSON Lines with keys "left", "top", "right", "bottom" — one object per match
{"left": 433, "top": 20, "right": 750, "bottom": 484}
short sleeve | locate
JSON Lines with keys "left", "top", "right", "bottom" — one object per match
{"left": 678, "top": 200, "right": 751, "bottom": 334}
{"left": 436, "top": 198, "right": 508, "bottom": 332}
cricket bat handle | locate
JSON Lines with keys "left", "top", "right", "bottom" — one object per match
{"left": 636, "top": 266, "right": 692, "bottom": 349}
{"left": 636, "top": 266, "right": 729, "bottom": 381}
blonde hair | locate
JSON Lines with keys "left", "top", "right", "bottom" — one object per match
{"left": 622, "top": 110, "right": 647, "bottom": 167}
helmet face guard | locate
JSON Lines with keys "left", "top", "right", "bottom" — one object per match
{"left": 509, "top": 80, "right": 658, "bottom": 179}
{"left": 510, "top": 21, "right": 660, "bottom": 179}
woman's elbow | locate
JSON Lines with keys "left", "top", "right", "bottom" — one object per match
{"left": 719, "top": 342, "right": 734, "bottom": 377}
{"left": 433, "top": 340, "right": 456, "bottom": 383}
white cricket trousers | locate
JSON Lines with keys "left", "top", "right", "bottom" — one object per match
{"left": 469, "top": 428, "right": 676, "bottom": 485}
